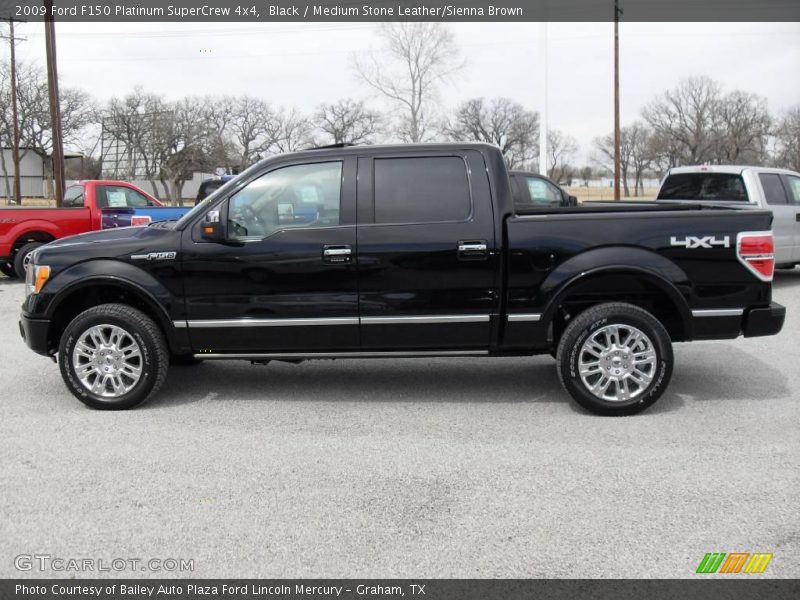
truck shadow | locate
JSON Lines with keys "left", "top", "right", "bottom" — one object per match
{"left": 667, "top": 344, "right": 790, "bottom": 404}
{"left": 773, "top": 267, "right": 800, "bottom": 289}
{"left": 153, "top": 357, "right": 567, "bottom": 409}
{"left": 150, "top": 344, "right": 788, "bottom": 414}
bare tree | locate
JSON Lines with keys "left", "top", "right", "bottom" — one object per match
{"left": 103, "top": 87, "right": 174, "bottom": 197}
{"left": 197, "top": 96, "right": 240, "bottom": 172}
{"left": 547, "top": 129, "right": 578, "bottom": 184}
{"left": 313, "top": 98, "right": 381, "bottom": 146}
{"left": 594, "top": 121, "right": 653, "bottom": 196}
{"left": 269, "top": 107, "right": 313, "bottom": 153}
{"left": 159, "top": 97, "right": 219, "bottom": 204}
{"left": 228, "top": 95, "right": 278, "bottom": 168}
{"left": 0, "top": 60, "right": 95, "bottom": 198}
{"left": 628, "top": 123, "right": 654, "bottom": 196}
{"left": 774, "top": 105, "right": 800, "bottom": 172}
{"left": 579, "top": 165, "right": 593, "bottom": 187}
{"left": 594, "top": 129, "right": 632, "bottom": 196}
{"left": 716, "top": 90, "right": 771, "bottom": 164}
{"left": 642, "top": 76, "right": 723, "bottom": 166}
{"left": 354, "top": 22, "right": 462, "bottom": 142}
{"left": 445, "top": 97, "right": 538, "bottom": 168}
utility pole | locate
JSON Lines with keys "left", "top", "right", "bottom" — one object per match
{"left": 1, "top": 17, "right": 25, "bottom": 204}
{"left": 539, "top": 22, "right": 548, "bottom": 177}
{"left": 43, "top": 0, "right": 65, "bottom": 207}
{"left": 613, "top": 0, "right": 622, "bottom": 201}
{"left": 9, "top": 18, "right": 21, "bottom": 204}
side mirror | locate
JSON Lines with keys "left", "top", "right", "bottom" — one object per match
{"left": 565, "top": 195, "right": 578, "bottom": 207}
{"left": 200, "top": 209, "right": 224, "bottom": 241}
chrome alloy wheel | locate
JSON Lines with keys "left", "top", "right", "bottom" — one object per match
{"left": 577, "top": 324, "right": 657, "bottom": 402}
{"left": 72, "top": 324, "right": 143, "bottom": 398}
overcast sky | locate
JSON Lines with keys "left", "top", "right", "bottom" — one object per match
{"left": 5, "top": 21, "right": 800, "bottom": 162}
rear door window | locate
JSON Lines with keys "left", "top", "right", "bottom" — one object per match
{"left": 784, "top": 175, "right": 800, "bottom": 204}
{"left": 759, "top": 173, "right": 788, "bottom": 205}
{"left": 658, "top": 173, "right": 748, "bottom": 201}
{"left": 373, "top": 157, "right": 471, "bottom": 224}
{"left": 63, "top": 185, "right": 85, "bottom": 208}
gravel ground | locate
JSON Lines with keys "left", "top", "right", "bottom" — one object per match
{"left": 0, "top": 271, "right": 797, "bottom": 579}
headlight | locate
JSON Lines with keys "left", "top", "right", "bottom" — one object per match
{"left": 25, "top": 265, "right": 51, "bottom": 296}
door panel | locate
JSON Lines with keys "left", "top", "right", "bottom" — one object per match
{"left": 782, "top": 174, "right": 800, "bottom": 263}
{"left": 180, "top": 158, "right": 359, "bottom": 353}
{"left": 356, "top": 151, "right": 498, "bottom": 350}
{"left": 758, "top": 172, "right": 794, "bottom": 264}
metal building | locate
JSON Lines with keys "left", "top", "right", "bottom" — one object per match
{"left": 0, "top": 148, "right": 46, "bottom": 198}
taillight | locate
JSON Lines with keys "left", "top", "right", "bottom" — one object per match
{"left": 737, "top": 232, "right": 774, "bottom": 281}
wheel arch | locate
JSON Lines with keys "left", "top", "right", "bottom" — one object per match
{"left": 45, "top": 268, "right": 183, "bottom": 355}
{"left": 542, "top": 263, "right": 693, "bottom": 343}
{"left": 13, "top": 228, "right": 57, "bottom": 251}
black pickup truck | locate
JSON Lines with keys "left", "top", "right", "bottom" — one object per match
{"left": 20, "top": 143, "right": 785, "bottom": 415}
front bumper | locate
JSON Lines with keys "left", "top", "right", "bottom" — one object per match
{"left": 19, "top": 314, "right": 51, "bottom": 356}
{"left": 743, "top": 302, "right": 786, "bottom": 338}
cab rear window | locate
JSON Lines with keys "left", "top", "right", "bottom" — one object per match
{"left": 658, "top": 173, "right": 748, "bottom": 202}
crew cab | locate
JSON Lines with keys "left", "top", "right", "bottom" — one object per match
{"left": 0, "top": 180, "right": 190, "bottom": 278}
{"left": 657, "top": 165, "right": 800, "bottom": 268}
{"left": 19, "top": 144, "right": 785, "bottom": 415}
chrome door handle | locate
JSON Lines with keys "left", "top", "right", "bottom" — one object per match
{"left": 458, "top": 240, "right": 489, "bottom": 260}
{"left": 323, "top": 245, "right": 352, "bottom": 264}
{"left": 458, "top": 242, "right": 487, "bottom": 253}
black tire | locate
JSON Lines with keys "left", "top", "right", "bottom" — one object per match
{"left": 556, "top": 302, "right": 673, "bottom": 416}
{"left": 0, "top": 262, "right": 16, "bottom": 278}
{"left": 58, "top": 303, "right": 169, "bottom": 410}
{"left": 170, "top": 354, "right": 202, "bottom": 366}
{"left": 13, "top": 242, "right": 43, "bottom": 279}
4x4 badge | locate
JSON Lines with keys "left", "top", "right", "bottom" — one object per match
{"left": 130, "top": 251, "right": 177, "bottom": 261}
{"left": 670, "top": 235, "right": 731, "bottom": 249}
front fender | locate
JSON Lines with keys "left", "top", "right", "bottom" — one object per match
{"left": 39, "top": 260, "right": 176, "bottom": 329}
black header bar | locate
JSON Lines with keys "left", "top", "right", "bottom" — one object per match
{"left": 2, "top": 579, "right": 800, "bottom": 600}
{"left": 1, "top": 0, "right": 799, "bottom": 22}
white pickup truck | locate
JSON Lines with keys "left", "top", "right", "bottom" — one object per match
{"left": 657, "top": 165, "right": 800, "bottom": 268}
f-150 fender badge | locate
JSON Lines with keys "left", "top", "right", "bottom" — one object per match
{"left": 670, "top": 235, "right": 731, "bottom": 249}
{"left": 130, "top": 251, "right": 177, "bottom": 261}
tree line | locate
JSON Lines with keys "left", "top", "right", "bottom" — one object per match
{"left": 1, "top": 22, "right": 798, "bottom": 203}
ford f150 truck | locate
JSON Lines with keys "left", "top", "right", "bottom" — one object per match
{"left": 0, "top": 180, "right": 190, "bottom": 278}
{"left": 19, "top": 143, "right": 785, "bottom": 415}
{"left": 657, "top": 165, "right": 800, "bottom": 268}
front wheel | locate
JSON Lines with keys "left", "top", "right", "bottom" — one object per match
{"left": 58, "top": 303, "right": 169, "bottom": 410}
{"left": 13, "top": 242, "right": 43, "bottom": 279}
{"left": 0, "top": 262, "right": 16, "bottom": 278}
{"left": 555, "top": 302, "right": 673, "bottom": 416}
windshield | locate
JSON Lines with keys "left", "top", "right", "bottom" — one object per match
{"left": 175, "top": 162, "right": 265, "bottom": 228}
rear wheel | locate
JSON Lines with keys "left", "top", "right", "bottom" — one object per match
{"left": 58, "top": 303, "right": 169, "bottom": 410}
{"left": 13, "top": 242, "right": 43, "bottom": 278}
{"left": 556, "top": 302, "right": 673, "bottom": 416}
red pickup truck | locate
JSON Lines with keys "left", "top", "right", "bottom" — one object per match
{"left": 0, "top": 180, "right": 189, "bottom": 278}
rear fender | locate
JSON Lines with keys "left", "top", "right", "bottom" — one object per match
{"left": 540, "top": 246, "right": 692, "bottom": 328}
